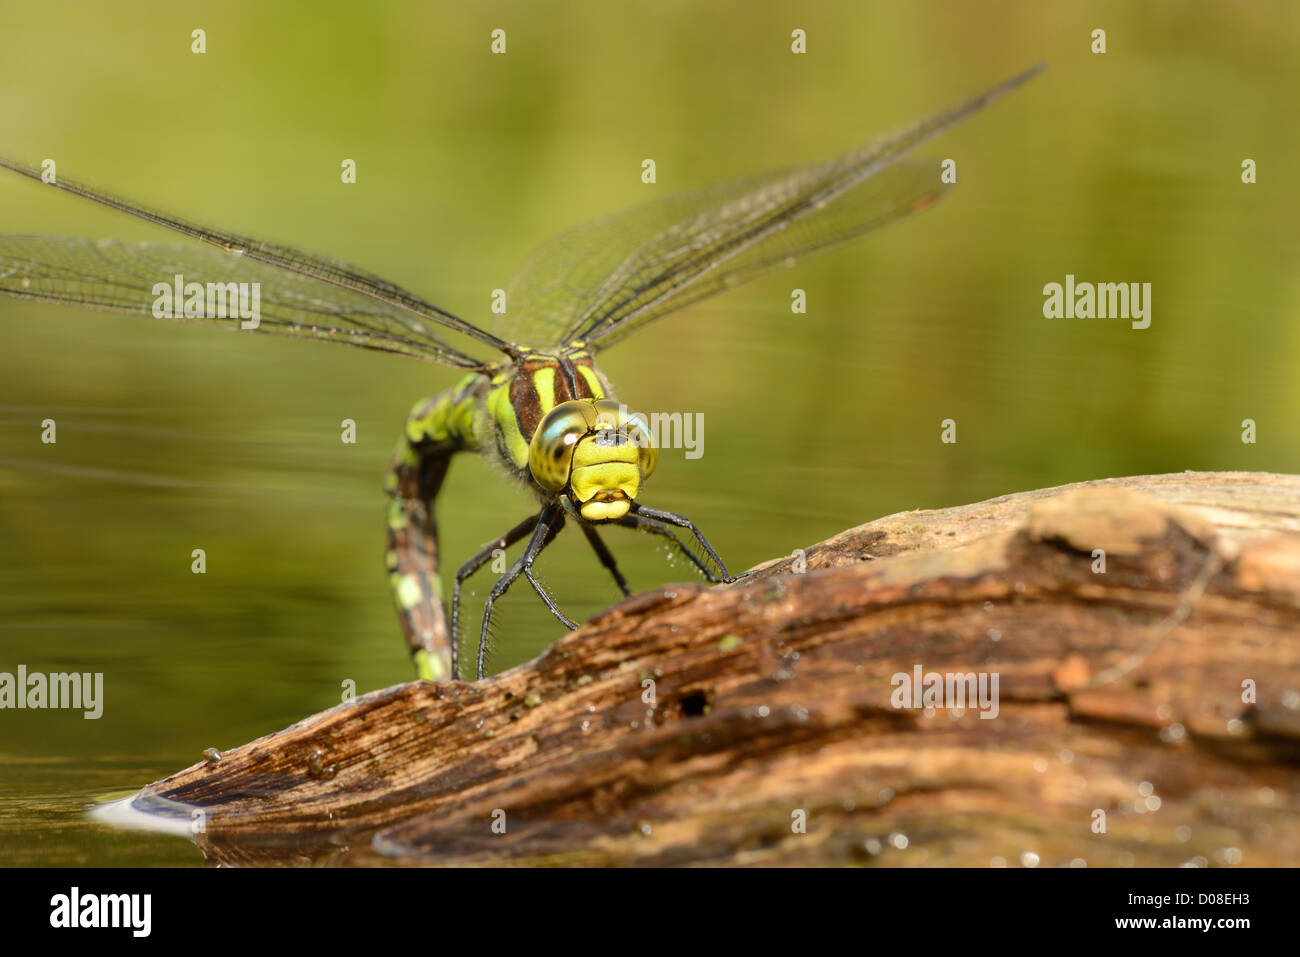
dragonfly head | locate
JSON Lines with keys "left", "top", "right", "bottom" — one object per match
{"left": 528, "top": 399, "right": 657, "bottom": 522}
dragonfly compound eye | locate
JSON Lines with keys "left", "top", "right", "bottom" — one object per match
{"left": 612, "top": 404, "right": 658, "bottom": 483}
{"left": 528, "top": 400, "right": 596, "bottom": 493}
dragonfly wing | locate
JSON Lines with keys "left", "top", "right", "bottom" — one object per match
{"left": 0, "top": 157, "right": 506, "bottom": 365}
{"left": 0, "top": 236, "right": 485, "bottom": 366}
{"left": 501, "top": 166, "right": 810, "bottom": 348}
{"left": 504, "top": 64, "right": 1041, "bottom": 352}
{"left": 502, "top": 162, "right": 944, "bottom": 351}
{"left": 581, "top": 161, "right": 949, "bottom": 350}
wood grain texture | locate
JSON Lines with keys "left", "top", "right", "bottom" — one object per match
{"left": 124, "top": 471, "right": 1300, "bottom": 866}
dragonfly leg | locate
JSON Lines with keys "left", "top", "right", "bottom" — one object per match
{"left": 519, "top": 512, "right": 576, "bottom": 629}
{"left": 616, "top": 513, "right": 724, "bottom": 583}
{"left": 477, "top": 502, "right": 567, "bottom": 680}
{"left": 580, "top": 523, "right": 632, "bottom": 597}
{"left": 524, "top": 562, "right": 579, "bottom": 631}
{"left": 450, "top": 513, "right": 541, "bottom": 680}
{"left": 628, "top": 503, "right": 733, "bottom": 582}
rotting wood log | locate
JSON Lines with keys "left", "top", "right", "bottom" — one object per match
{"left": 113, "top": 471, "right": 1300, "bottom": 866}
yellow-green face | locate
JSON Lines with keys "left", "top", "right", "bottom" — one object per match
{"left": 528, "top": 399, "right": 657, "bottom": 521}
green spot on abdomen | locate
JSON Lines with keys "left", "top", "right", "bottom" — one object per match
{"left": 413, "top": 649, "right": 446, "bottom": 681}
{"left": 393, "top": 573, "right": 422, "bottom": 610}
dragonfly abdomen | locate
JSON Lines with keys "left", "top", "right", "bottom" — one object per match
{"left": 383, "top": 372, "right": 489, "bottom": 680}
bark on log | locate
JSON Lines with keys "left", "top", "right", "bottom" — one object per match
{"left": 114, "top": 471, "right": 1300, "bottom": 866}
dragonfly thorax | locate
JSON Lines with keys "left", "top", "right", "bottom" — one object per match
{"left": 485, "top": 346, "right": 601, "bottom": 464}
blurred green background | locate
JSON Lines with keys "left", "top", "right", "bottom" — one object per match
{"left": 0, "top": 0, "right": 1296, "bottom": 865}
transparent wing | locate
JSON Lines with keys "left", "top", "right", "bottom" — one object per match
{"left": 504, "top": 161, "right": 948, "bottom": 351}
{"left": 0, "top": 157, "right": 507, "bottom": 367}
{"left": 0, "top": 235, "right": 491, "bottom": 366}
{"left": 505, "top": 64, "right": 1042, "bottom": 352}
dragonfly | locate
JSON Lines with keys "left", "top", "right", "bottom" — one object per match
{"left": 0, "top": 64, "right": 1041, "bottom": 681}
